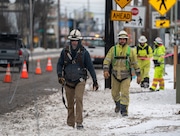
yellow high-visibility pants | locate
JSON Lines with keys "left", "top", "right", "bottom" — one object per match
{"left": 150, "top": 66, "right": 164, "bottom": 90}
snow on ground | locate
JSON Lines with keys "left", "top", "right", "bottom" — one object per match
{"left": 0, "top": 48, "right": 180, "bottom": 136}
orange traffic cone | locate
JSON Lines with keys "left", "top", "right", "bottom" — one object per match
{"left": 35, "top": 59, "right": 42, "bottom": 74}
{"left": 21, "top": 61, "right": 28, "bottom": 78}
{"left": 3, "top": 63, "right": 12, "bottom": 83}
{"left": 46, "top": 57, "right": 53, "bottom": 72}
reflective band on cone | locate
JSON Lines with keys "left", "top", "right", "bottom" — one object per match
{"left": 35, "top": 59, "right": 42, "bottom": 74}
{"left": 21, "top": 61, "right": 28, "bottom": 78}
{"left": 46, "top": 58, "right": 53, "bottom": 72}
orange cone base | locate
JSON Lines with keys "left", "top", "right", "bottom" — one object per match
{"left": 21, "top": 73, "right": 28, "bottom": 78}
{"left": 46, "top": 66, "right": 53, "bottom": 72}
{"left": 3, "top": 75, "right": 12, "bottom": 83}
{"left": 35, "top": 68, "right": 42, "bottom": 74}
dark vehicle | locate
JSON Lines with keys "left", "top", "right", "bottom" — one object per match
{"left": 82, "top": 36, "right": 105, "bottom": 64}
{"left": 0, "top": 33, "right": 30, "bottom": 72}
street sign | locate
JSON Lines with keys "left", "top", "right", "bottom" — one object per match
{"left": 111, "top": 10, "right": 132, "bottom": 21}
{"left": 123, "top": 6, "right": 146, "bottom": 28}
{"left": 114, "top": 0, "right": 132, "bottom": 9}
{"left": 156, "top": 20, "right": 170, "bottom": 28}
{"left": 149, "top": 0, "right": 177, "bottom": 16}
{"left": 152, "top": 11, "right": 161, "bottom": 29}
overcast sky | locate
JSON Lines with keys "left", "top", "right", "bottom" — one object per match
{"left": 59, "top": 0, "right": 105, "bottom": 23}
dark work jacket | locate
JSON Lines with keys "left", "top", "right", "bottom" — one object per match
{"left": 57, "top": 45, "right": 97, "bottom": 83}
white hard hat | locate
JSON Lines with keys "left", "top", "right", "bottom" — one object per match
{"left": 154, "top": 37, "right": 163, "bottom": 44}
{"left": 117, "top": 30, "right": 129, "bottom": 39}
{"left": 138, "top": 35, "right": 147, "bottom": 43}
{"left": 68, "top": 29, "right": 82, "bottom": 40}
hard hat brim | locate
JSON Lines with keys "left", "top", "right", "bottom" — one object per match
{"left": 138, "top": 39, "right": 147, "bottom": 43}
{"left": 68, "top": 36, "right": 82, "bottom": 40}
{"left": 117, "top": 36, "right": 129, "bottom": 39}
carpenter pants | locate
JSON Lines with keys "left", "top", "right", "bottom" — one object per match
{"left": 111, "top": 75, "right": 131, "bottom": 106}
{"left": 65, "top": 81, "right": 85, "bottom": 127}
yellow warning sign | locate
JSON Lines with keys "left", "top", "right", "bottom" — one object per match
{"left": 155, "top": 20, "right": 170, "bottom": 28}
{"left": 149, "top": 0, "right": 176, "bottom": 16}
{"left": 111, "top": 10, "right": 132, "bottom": 21}
{"left": 114, "top": 0, "right": 132, "bottom": 9}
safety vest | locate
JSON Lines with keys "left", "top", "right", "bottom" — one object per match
{"left": 63, "top": 46, "right": 87, "bottom": 83}
{"left": 113, "top": 45, "right": 131, "bottom": 70}
{"left": 112, "top": 44, "right": 132, "bottom": 81}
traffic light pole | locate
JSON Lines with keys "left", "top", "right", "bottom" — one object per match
{"left": 105, "top": 0, "right": 114, "bottom": 89}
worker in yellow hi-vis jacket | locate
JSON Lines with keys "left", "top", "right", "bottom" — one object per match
{"left": 136, "top": 35, "right": 153, "bottom": 88}
{"left": 150, "top": 37, "right": 166, "bottom": 91}
{"left": 103, "top": 30, "right": 141, "bottom": 117}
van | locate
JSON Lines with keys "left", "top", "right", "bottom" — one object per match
{"left": 82, "top": 36, "right": 105, "bottom": 64}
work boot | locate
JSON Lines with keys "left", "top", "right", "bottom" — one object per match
{"left": 76, "top": 123, "right": 84, "bottom": 130}
{"left": 149, "top": 87, "right": 155, "bottom": 92}
{"left": 143, "top": 77, "right": 149, "bottom": 88}
{"left": 114, "top": 101, "right": 120, "bottom": 113}
{"left": 140, "top": 83, "right": 144, "bottom": 88}
{"left": 143, "top": 82, "right": 149, "bottom": 88}
{"left": 67, "top": 123, "right": 75, "bottom": 128}
{"left": 120, "top": 104, "right": 128, "bottom": 117}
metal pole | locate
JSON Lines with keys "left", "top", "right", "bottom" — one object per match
{"left": 29, "top": 0, "right": 33, "bottom": 51}
{"left": 113, "top": 0, "right": 117, "bottom": 44}
{"left": 174, "top": 1, "right": 178, "bottom": 89}
{"left": 57, "top": 0, "right": 60, "bottom": 48}
{"left": 105, "top": 0, "right": 114, "bottom": 89}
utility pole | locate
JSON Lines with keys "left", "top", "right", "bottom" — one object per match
{"left": 29, "top": 0, "right": 33, "bottom": 51}
{"left": 105, "top": 0, "right": 114, "bottom": 89}
{"left": 57, "top": 0, "right": 61, "bottom": 48}
{"left": 142, "top": 0, "right": 150, "bottom": 45}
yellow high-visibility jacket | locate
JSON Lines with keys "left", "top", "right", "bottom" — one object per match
{"left": 153, "top": 44, "right": 166, "bottom": 68}
{"left": 136, "top": 43, "right": 153, "bottom": 60}
{"left": 103, "top": 44, "right": 140, "bottom": 80}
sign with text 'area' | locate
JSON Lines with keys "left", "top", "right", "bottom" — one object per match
{"left": 111, "top": 10, "right": 132, "bottom": 21}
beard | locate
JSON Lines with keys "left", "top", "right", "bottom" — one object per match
{"left": 120, "top": 42, "right": 126, "bottom": 46}
{"left": 72, "top": 44, "right": 78, "bottom": 50}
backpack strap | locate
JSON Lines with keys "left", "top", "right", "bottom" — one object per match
{"left": 137, "top": 44, "right": 149, "bottom": 55}
{"left": 64, "top": 46, "right": 85, "bottom": 68}
{"left": 125, "top": 46, "right": 131, "bottom": 70}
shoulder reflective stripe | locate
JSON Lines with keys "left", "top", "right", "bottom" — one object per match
{"left": 67, "top": 53, "right": 72, "bottom": 60}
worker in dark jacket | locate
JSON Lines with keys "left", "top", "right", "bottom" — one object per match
{"left": 57, "top": 29, "right": 99, "bottom": 129}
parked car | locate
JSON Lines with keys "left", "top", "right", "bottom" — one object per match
{"left": 0, "top": 33, "right": 30, "bottom": 72}
{"left": 82, "top": 36, "right": 105, "bottom": 65}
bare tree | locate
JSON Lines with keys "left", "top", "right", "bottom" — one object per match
{"left": 33, "top": 0, "right": 55, "bottom": 49}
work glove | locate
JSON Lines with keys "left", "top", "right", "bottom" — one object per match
{"left": 58, "top": 77, "right": 65, "bottom": 85}
{"left": 103, "top": 71, "right": 110, "bottom": 79}
{"left": 93, "top": 80, "right": 99, "bottom": 91}
{"left": 136, "top": 75, "right": 141, "bottom": 84}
